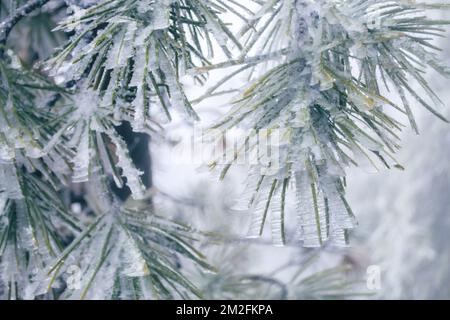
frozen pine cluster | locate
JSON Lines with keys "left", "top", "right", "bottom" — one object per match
{"left": 209, "top": 0, "right": 450, "bottom": 247}
{"left": 1, "top": 0, "right": 450, "bottom": 299}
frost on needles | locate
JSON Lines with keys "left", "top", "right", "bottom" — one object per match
{"left": 0, "top": 0, "right": 450, "bottom": 300}
{"left": 209, "top": 0, "right": 450, "bottom": 247}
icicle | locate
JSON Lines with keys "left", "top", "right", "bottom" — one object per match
{"left": 247, "top": 179, "right": 277, "bottom": 238}
{"left": 247, "top": 179, "right": 269, "bottom": 238}
{"left": 96, "top": 132, "right": 123, "bottom": 188}
{"left": 230, "top": 167, "right": 262, "bottom": 211}
{"left": 101, "top": 68, "right": 119, "bottom": 109}
{"left": 0, "top": 192, "right": 7, "bottom": 215}
{"left": 120, "top": 230, "right": 149, "bottom": 277}
{"left": 319, "top": 171, "right": 356, "bottom": 246}
{"left": 247, "top": 194, "right": 267, "bottom": 238}
{"left": 151, "top": 0, "right": 172, "bottom": 30}
{"left": 23, "top": 268, "right": 53, "bottom": 300}
{"left": 137, "top": 0, "right": 153, "bottom": 15}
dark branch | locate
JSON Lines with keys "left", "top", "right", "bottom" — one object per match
{"left": 0, "top": 0, "right": 51, "bottom": 46}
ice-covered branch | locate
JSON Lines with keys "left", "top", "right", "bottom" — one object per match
{"left": 211, "top": 0, "right": 450, "bottom": 247}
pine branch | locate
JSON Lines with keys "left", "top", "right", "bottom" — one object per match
{"left": 209, "top": 0, "right": 450, "bottom": 247}
{"left": 1, "top": 0, "right": 449, "bottom": 300}
{"left": 0, "top": 0, "right": 50, "bottom": 47}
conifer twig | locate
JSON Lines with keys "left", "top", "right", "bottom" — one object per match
{"left": 0, "top": 0, "right": 50, "bottom": 46}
